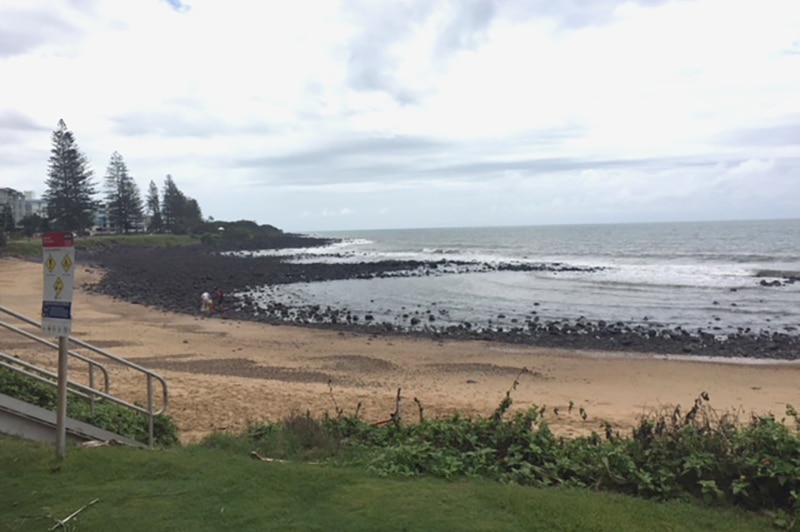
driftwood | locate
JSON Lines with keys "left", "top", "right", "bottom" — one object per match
{"left": 327, "top": 379, "right": 343, "bottom": 417}
{"left": 391, "top": 387, "right": 402, "bottom": 427}
{"left": 79, "top": 439, "right": 126, "bottom": 448}
{"left": 50, "top": 498, "right": 99, "bottom": 530}
{"left": 372, "top": 387, "right": 403, "bottom": 426}
{"left": 249, "top": 451, "right": 287, "bottom": 463}
{"left": 249, "top": 451, "right": 320, "bottom": 465}
{"left": 413, "top": 397, "right": 424, "bottom": 423}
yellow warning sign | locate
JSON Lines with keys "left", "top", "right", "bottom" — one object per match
{"left": 53, "top": 277, "right": 64, "bottom": 299}
{"left": 46, "top": 254, "right": 57, "bottom": 273}
{"left": 61, "top": 254, "right": 73, "bottom": 273}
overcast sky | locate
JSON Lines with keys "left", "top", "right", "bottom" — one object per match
{"left": 1, "top": 0, "right": 798, "bottom": 232}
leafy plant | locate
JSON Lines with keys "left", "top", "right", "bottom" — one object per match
{"left": 209, "top": 390, "right": 800, "bottom": 522}
{"left": 0, "top": 367, "right": 178, "bottom": 446}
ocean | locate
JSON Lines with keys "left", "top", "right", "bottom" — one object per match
{"left": 243, "top": 219, "right": 800, "bottom": 337}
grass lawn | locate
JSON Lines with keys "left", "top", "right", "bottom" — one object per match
{"left": 1, "top": 436, "right": 774, "bottom": 531}
{"left": 1, "top": 233, "right": 198, "bottom": 258}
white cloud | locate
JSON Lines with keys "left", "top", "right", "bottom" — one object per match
{"left": 731, "top": 158, "right": 775, "bottom": 175}
{"left": 1, "top": 0, "right": 799, "bottom": 230}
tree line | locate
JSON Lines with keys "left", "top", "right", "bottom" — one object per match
{"left": 19, "top": 119, "right": 205, "bottom": 236}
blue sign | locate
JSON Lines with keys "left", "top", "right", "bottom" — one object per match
{"left": 42, "top": 302, "right": 72, "bottom": 320}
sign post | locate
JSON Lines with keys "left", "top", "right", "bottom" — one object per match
{"left": 42, "top": 232, "right": 75, "bottom": 460}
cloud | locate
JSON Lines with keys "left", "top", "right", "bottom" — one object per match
{"left": 343, "top": 1, "right": 434, "bottom": 104}
{"left": 343, "top": 0, "right": 499, "bottom": 105}
{"left": 111, "top": 110, "right": 233, "bottom": 138}
{"left": 0, "top": 110, "right": 49, "bottom": 161}
{"left": 725, "top": 122, "right": 800, "bottom": 147}
{"left": 498, "top": 0, "right": 672, "bottom": 30}
{"left": 0, "top": 5, "right": 83, "bottom": 57}
{"left": 0, "top": 110, "right": 48, "bottom": 132}
{"left": 730, "top": 158, "right": 776, "bottom": 175}
{"left": 1, "top": 0, "right": 799, "bottom": 230}
{"left": 784, "top": 40, "right": 800, "bottom": 55}
{"left": 434, "top": 0, "right": 496, "bottom": 55}
{"left": 162, "top": 0, "right": 190, "bottom": 13}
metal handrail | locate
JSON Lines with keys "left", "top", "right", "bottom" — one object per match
{"left": 0, "top": 356, "right": 157, "bottom": 419}
{"left": 0, "top": 355, "right": 96, "bottom": 402}
{"left": 0, "top": 319, "right": 110, "bottom": 396}
{"left": 0, "top": 304, "right": 169, "bottom": 446}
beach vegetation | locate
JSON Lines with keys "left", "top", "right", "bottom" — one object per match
{"left": 0, "top": 233, "right": 200, "bottom": 257}
{"left": 0, "top": 221, "right": 301, "bottom": 263}
{"left": 0, "top": 236, "right": 40, "bottom": 256}
{"left": 0, "top": 367, "right": 178, "bottom": 447}
{"left": 1, "top": 364, "right": 795, "bottom": 528}
{"left": 225, "top": 390, "right": 800, "bottom": 526}
{"left": 75, "top": 233, "right": 199, "bottom": 251}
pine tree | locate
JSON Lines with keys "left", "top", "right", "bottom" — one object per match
{"left": 160, "top": 175, "right": 205, "bottom": 234}
{"left": 43, "top": 119, "right": 98, "bottom": 233}
{"left": 184, "top": 198, "right": 204, "bottom": 233}
{"left": 20, "top": 214, "right": 48, "bottom": 237}
{"left": 104, "top": 151, "right": 144, "bottom": 233}
{"left": 161, "top": 174, "right": 184, "bottom": 233}
{"left": 146, "top": 180, "right": 163, "bottom": 233}
{"left": 2, "top": 203, "right": 15, "bottom": 233}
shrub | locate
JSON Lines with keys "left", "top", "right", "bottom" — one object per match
{"left": 218, "top": 391, "right": 800, "bottom": 520}
{"left": 0, "top": 367, "right": 178, "bottom": 446}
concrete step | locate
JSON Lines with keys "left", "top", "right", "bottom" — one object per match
{"left": 0, "top": 393, "right": 143, "bottom": 447}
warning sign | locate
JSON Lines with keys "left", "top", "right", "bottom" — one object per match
{"left": 61, "top": 253, "right": 73, "bottom": 273}
{"left": 42, "top": 232, "right": 75, "bottom": 336}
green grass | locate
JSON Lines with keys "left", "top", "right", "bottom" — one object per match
{"left": 75, "top": 233, "right": 198, "bottom": 250}
{"left": 0, "top": 435, "right": 774, "bottom": 531}
{"left": 2, "top": 237, "right": 41, "bottom": 257}
{"left": 0, "top": 233, "right": 199, "bottom": 258}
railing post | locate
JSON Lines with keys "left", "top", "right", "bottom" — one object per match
{"left": 89, "top": 364, "right": 96, "bottom": 416}
{"left": 147, "top": 374, "right": 154, "bottom": 448}
{"left": 56, "top": 336, "right": 69, "bottom": 460}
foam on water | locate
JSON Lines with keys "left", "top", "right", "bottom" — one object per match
{"left": 236, "top": 220, "right": 800, "bottom": 336}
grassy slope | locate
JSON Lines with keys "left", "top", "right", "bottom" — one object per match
{"left": 1, "top": 234, "right": 198, "bottom": 257}
{"left": 1, "top": 437, "right": 772, "bottom": 532}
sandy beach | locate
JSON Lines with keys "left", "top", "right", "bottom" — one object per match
{"left": 2, "top": 256, "right": 798, "bottom": 444}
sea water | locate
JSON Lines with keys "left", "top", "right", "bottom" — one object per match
{"left": 245, "top": 219, "right": 800, "bottom": 336}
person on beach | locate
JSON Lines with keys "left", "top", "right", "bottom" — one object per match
{"left": 201, "top": 291, "right": 212, "bottom": 314}
{"left": 213, "top": 287, "right": 224, "bottom": 312}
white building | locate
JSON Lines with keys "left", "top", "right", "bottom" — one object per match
{"left": 0, "top": 187, "right": 26, "bottom": 224}
{"left": 24, "top": 191, "right": 47, "bottom": 218}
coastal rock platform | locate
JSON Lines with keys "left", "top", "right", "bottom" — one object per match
{"left": 84, "top": 240, "right": 800, "bottom": 360}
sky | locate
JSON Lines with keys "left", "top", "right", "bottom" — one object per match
{"left": 1, "top": 0, "right": 798, "bottom": 232}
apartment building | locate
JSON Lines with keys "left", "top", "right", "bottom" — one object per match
{"left": 0, "top": 189, "right": 50, "bottom": 226}
{"left": 24, "top": 191, "right": 47, "bottom": 218}
{"left": 0, "top": 187, "right": 26, "bottom": 224}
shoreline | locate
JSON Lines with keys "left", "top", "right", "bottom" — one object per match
{"left": 2, "top": 255, "right": 800, "bottom": 444}
{"left": 83, "top": 242, "right": 800, "bottom": 360}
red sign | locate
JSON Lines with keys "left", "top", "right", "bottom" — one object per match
{"left": 42, "top": 232, "right": 75, "bottom": 248}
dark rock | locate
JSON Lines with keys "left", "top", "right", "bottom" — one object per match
{"left": 80, "top": 238, "right": 800, "bottom": 361}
